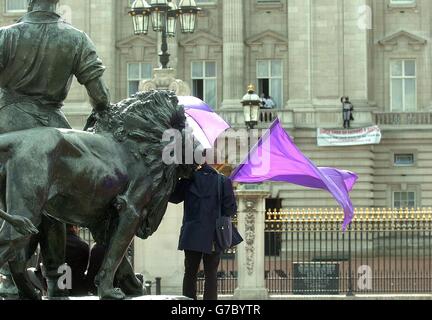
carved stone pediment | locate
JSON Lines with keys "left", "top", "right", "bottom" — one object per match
{"left": 116, "top": 35, "right": 157, "bottom": 60}
{"left": 246, "top": 30, "right": 288, "bottom": 55}
{"left": 179, "top": 31, "right": 222, "bottom": 48}
{"left": 116, "top": 35, "right": 157, "bottom": 54}
{"left": 377, "top": 30, "right": 427, "bottom": 51}
{"left": 179, "top": 31, "right": 222, "bottom": 57}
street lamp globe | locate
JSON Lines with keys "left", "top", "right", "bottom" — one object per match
{"left": 178, "top": 0, "right": 201, "bottom": 33}
{"left": 129, "top": 0, "right": 151, "bottom": 35}
{"left": 241, "top": 84, "right": 261, "bottom": 130}
{"left": 167, "top": 1, "right": 180, "bottom": 37}
{"left": 150, "top": 0, "right": 169, "bottom": 32}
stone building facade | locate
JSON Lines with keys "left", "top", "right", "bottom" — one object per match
{"left": 1, "top": 0, "right": 432, "bottom": 297}
{"left": 1, "top": 0, "right": 431, "bottom": 211}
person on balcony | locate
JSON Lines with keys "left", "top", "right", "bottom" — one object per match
{"left": 266, "top": 96, "right": 276, "bottom": 109}
{"left": 342, "top": 96, "right": 354, "bottom": 129}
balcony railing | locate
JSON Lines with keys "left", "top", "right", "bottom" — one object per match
{"left": 260, "top": 109, "right": 278, "bottom": 124}
{"left": 375, "top": 112, "right": 432, "bottom": 126}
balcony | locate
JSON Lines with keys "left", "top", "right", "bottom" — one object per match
{"left": 259, "top": 109, "right": 278, "bottom": 124}
{"left": 375, "top": 112, "right": 432, "bottom": 126}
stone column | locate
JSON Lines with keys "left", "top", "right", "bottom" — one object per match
{"left": 221, "top": 0, "right": 245, "bottom": 109}
{"left": 234, "top": 185, "right": 270, "bottom": 300}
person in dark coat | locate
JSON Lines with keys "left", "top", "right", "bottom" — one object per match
{"left": 170, "top": 163, "right": 237, "bottom": 300}
{"left": 341, "top": 96, "right": 354, "bottom": 129}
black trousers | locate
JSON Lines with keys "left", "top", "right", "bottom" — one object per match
{"left": 183, "top": 250, "right": 221, "bottom": 300}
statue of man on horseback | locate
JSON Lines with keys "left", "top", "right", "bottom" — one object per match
{"left": 0, "top": 0, "right": 110, "bottom": 298}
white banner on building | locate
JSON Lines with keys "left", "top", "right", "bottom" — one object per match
{"left": 317, "top": 126, "right": 382, "bottom": 147}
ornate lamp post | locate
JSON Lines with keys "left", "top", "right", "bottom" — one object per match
{"left": 241, "top": 84, "right": 261, "bottom": 130}
{"left": 129, "top": 0, "right": 201, "bottom": 69}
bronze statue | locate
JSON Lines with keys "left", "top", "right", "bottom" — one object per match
{"left": 0, "top": 0, "right": 110, "bottom": 298}
{"left": 0, "top": 90, "right": 195, "bottom": 299}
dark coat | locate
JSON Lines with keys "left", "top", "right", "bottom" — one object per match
{"left": 169, "top": 164, "right": 237, "bottom": 255}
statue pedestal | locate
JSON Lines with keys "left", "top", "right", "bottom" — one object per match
{"left": 139, "top": 68, "right": 191, "bottom": 96}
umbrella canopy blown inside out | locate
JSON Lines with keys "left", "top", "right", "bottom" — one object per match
{"left": 231, "top": 118, "right": 358, "bottom": 230}
{"left": 177, "top": 96, "right": 230, "bottom": 149}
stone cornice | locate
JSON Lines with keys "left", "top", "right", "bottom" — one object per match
{"left": 377, "top": 30, "right": 427, "bottom": 51}
{"left": 116, "top": 35, "right": 157, "bottom": 49}
{"left": 179, "top": 31, "right": 222, "bottom": 47}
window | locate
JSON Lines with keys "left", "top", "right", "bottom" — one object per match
{"left": 257, "top": 60, "right": 283, "bottom": 109}
{"left": 191, "top": 61, "right": 217, "bottom": 109}
{"left": 390, "top": 60, "right": 416, "bottom": 111}
{"left": 394, "top": 154, "right": 415, "bottom": 166}
{"left": 6, "top": 0, "right": 27, "bottom": 12}
{"left": 127, "top": 63, "right": 153, "bottom": 97}
{"left": 393, "top": 191, "right": 416, "bottom": 209}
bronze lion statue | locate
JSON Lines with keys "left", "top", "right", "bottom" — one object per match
{"left": 0, "top": 90, "right": 197, "bottom": 299}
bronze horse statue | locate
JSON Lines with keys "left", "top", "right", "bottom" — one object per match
{"left": 0, "top": 90, "right": 196, "bottom": 299}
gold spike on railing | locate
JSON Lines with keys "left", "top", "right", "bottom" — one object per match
{"left": 266, "top": 211, "right": 272, "bottom": 221}
{"left": 264, "top": 207, "right": 432, "bottom": 224}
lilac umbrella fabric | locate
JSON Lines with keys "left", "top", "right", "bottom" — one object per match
{"left": 177, "top": 96, "right": 230, "bottom": 148}
{"left": 231, "top": 119, "right": 358, "bottom": 230}
{"left": 178, "top": 96, "right": 213, "bottom": 112}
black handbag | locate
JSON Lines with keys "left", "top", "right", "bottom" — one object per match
{"left": 215, "top": 174, "right": 232, "bottom": 250}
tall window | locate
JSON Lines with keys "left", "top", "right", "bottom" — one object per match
{"left": 191, "top": 61, "right": 217, "bottom": 109}
{"left": 257, "top": 60, "right": 283, "bottom": 108}
{"left": 390, "top": 60, "right": 416, "bottom": 111}
{"left": 393, "top": 191, "right": 416, "bottom": 209}
{"left": 6, "top": 0, "right": 27, "bottom": 12}
{"left": 127, "top": 63, "right": 153, "bottom": 97}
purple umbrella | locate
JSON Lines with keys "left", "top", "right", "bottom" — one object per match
{"left": 178, "top": 96, "right": 214, "bottom": 112}
{"left": 177, "top": 96, "right": 230, "bottom": 148}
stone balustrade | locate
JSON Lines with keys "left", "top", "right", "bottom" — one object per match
{"left": 375, "top": 112, "right": 432, "bottom": 126}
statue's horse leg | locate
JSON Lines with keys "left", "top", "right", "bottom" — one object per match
{"left": 95, "top": 198, "right": 143, "bottom": 300}
{"left": 1, "top": 152, "right": 34, "bottom": 300}
{"left": 8, "top": 235, "right": 41, "bottom": 300}
{"left": 38, "top": 215, "right": 66, "bottom": 297}
{"left": 2, "top": 157, "right": 48, "bottom": 300}
{"left": 115, "top": 256, "right": 144, "bottom": 297}
{"left": 88, "top": 222, "right": 143, "bottom": 297}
